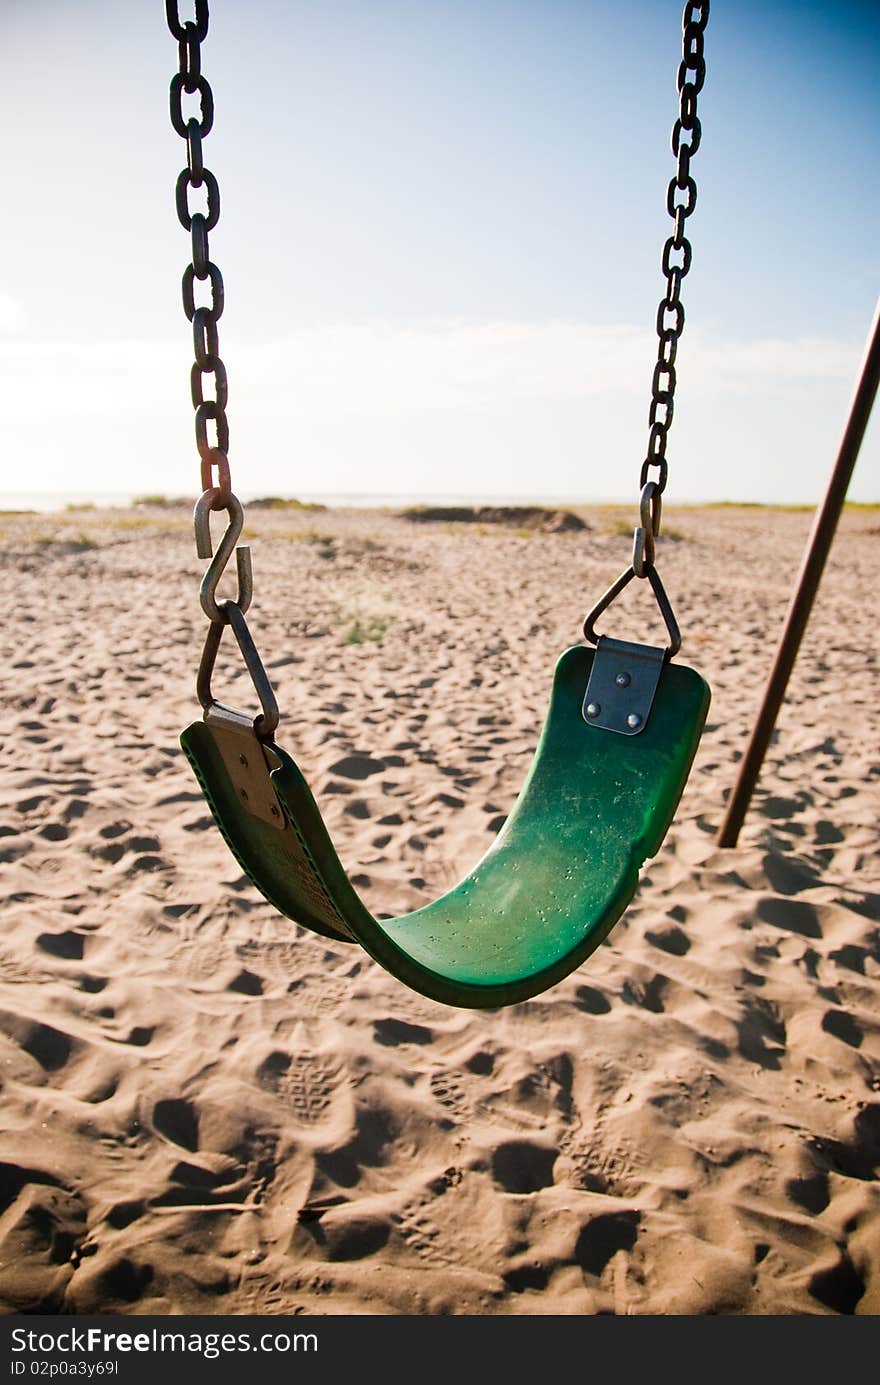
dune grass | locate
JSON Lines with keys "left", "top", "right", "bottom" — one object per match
{"left": 248, "top": 496, "right": 326, "bottom": 512}
{"left": 131, "top": 493, "right": 193, "bottom": 508}
{"left": 345, "top": 614, "right": 394, "bottom": 645}
{"left": 604, "top": 515, "right": 685, "bottom": 541}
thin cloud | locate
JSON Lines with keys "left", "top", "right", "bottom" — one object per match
{"left": 0, "top": 322, "right": 859, "bottom": 421}
{"left": 0, "top": 293, "right": 26, "bottom": 333}
{"left": 235, "top": 322, "right": 861, "bottom": 416}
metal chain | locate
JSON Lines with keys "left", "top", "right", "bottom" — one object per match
{"left": 167, "top": 3, "right": 276, "bottom": 737}
{"left": 167, "top": 0, "right": 707, "bottom": 680}
{"left": 634, "top": 0, "right": 709, "bottom": 576}
{"left": 165, "top": 0, "right": 232, "bottom": 510}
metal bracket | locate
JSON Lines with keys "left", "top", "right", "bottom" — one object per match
{"left": 582, "top": 636, "right": 665, "bottom": 735}
{"left": 205, "top": 712, "right": 286, "bottom": 830}
{"left": 583, "top": 563, "right": 681, "bottom": 659}
{"left": 197, "top": 600, "right": 280, "bottom": 741}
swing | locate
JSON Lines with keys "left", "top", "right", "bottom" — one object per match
{"left": 166, "top": 0, "right": 711, "bottom": 1009}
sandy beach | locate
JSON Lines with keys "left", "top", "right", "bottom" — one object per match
{"left": 0, "top": 499, "right": 878, "bottom": 1315}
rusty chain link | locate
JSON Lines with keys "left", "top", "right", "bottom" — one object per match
{"left": 166, "top": 1, "right": 232, "bottom": 511}
{"left": 634, "top": 0, "right": 709, "bottom": 576}
{"left": 168, "top": 3, "right": 278, "bottom": 736}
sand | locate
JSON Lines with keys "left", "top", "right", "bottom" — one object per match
{"left": 0, "top": 499, "right": 878, "bottom": 1315}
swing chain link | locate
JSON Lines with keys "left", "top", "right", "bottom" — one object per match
{"left": 167, "top": 3, "right": 278, "bottom": 738}
{"left": 166, "top": 1, "right": 233, "bottom": 511}
{"left": 635, "top": 0, "right": 709, "bottom": 571}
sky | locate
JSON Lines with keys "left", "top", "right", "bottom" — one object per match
{"left": 1, "top": 0, "right": 878, "bottom": 505}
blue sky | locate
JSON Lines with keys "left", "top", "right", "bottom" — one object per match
{"left": 1, "top": 0, "right": 878, "bottom": 503}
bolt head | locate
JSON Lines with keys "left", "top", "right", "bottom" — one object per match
{"left": 586, "top": 702, "right": 601, "bottom": 719}
{"left": 240, "top": 788, "right": 249, "bottom": 801}
{"left": 626, "top": 712, "right": 642, "bottom": 729}
{"left": 239, "top": 754, "right": 249, "bottom": 767}
{"left": 615, "top": 671, "right": 631, "bottom": 688}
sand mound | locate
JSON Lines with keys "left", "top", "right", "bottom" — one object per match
{"left": 400, "top": 505, "right": 587, "bottom": 532}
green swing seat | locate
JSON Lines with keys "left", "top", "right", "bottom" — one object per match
{"left": 181, "top": 642, "right": 709, "bottom": 1009}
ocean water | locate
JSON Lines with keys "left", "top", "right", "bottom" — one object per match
{"left": 0, "top": 491, "right": 627, "bottom": 514}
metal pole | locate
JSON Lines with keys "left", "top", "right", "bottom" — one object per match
{"left": 717, "top": 296, "right": 880, "bottom": 848}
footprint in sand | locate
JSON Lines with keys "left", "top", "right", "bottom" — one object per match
{"left": 99, "top": 822, "right": 131, "bottom": 839}
{"left": 228, "top": 970, "right": 264, "bottom": 996}
{"left": 151, "top": 1098, "right": 279, "bottom": 1207}
{"left": 183, "top": 814, "right": 215, "bottom": 832}
{"left": 236, "top": 1275, "right": 301, "bottom": 1315}
{"left": 560, "top": 1140, "right": 612, "bottom": 1194}
{"left": 814, "top": 819, "right": 845, "bottom": 846}
{"left": 39, "top": 823, "right": 69, "bottom": 842}
{"left": 809, "top": 1252, "right": 865, "bottom": 1314}
{"left": 92, "top": 841, "right": 125, "bottom": 864}
{"left": 381, "top": 985, "right": 448, "bottom": 1027}
{"left": 810, "top": 1104, "right": 880, "bottom": 1182}
{"left": 36, "top": 931, "right": 85, "bottom": 960}
{"left": 0, "top": 1180, "right": 88, "bottom": 1309}
{"left": 89, "top": 832, "right": 162, "bottom": 871}
{"left": 126, "top": 836, "right": 161, "bottom": 855}
{"left": 0, "top": 1015, "right": 75, "bottom": 1074}
{"left": 285, "top": 974, "right": 350, "bottom": 1016}
{"left": 735, "top": 994, "right": 786, "bottom": 1069}
{"left": 298, "top": 1207, "right": 392, "bottom": 1263}
{"left": 119, "top": 1026, "right": 154, "bottom": 1048}
{"left": 372, "top": 1017, "right": 433, "bottom": 1047}
{"left": 561, "top": 1117, "right": 643, "bottom": 1198}
{"left": 785, "top": 1170, "right": 830, "bottom": 1215}
{"left": 465, "top": 1047, "right": 495, "bottom": 1076}
{"left": 0, "top": 946, "right": 57, "bottom": 986}
{"left": 153, "top": 1097, "right": 199, "bottom": 1152}
{"left": 761, "top": 854, "right": 821, "bottom": 897}
{"left": 77, "top": 975, "right": 108, "bottom": 993}
{"left": 104, "top": 1198, "right": 147, "bottom": 1231}
{"left": 81, "top": 1256, "right": 155, "bottom": 1309}
{"left": 574, "top": 1209, "right": 641, "bottom": 1277}
{"left": 829, "top": 944, "right": 871, "bottom": 975}
{"left": 759, "top": 795, "right": 805, "bottom": 821}
{"left": 821, "top": 1009, "right": 863, "bottom": 1048}
{"left": 491, "top": 1140, "right": 557, "bottom": 1194}
{"left": 256, "top": 1050, "right": 345, "bottom": 1128}
{"left": 574, "top": 985, "right": 612, "bottom": 1015}
{"left": 126, "top": 854, "right": 164, "bottom": 875}
{"left": 645, "top": 924, "right": 691, "bottom": 957}
{"left": 756, "top": 896, "right": 823, "bottom": 939}
{"left": 396, "top": 1201, "right": 459, "bottom": 1268}
{"left": 20, "top": 721, "right": 49, "bottom": 746}
{"left": 327, "top": 755, "right": 386, "bottom": 781}
{"left": 429, "top": 1070, "right": 472, "bottom": 1124}
{"left": 621, "top": 973, "right": 667, "bottom": 1014}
